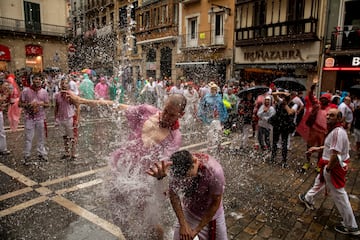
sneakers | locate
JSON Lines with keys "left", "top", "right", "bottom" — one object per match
{"left": 298, "top": 193, "right": 314, "bottom": 210}
{"left": 61, "top": 154, "right": 70, "bottom": 160}
{"left": 38, "top": 155, "right": 48, "bottom": 161}
{"left": 0, "top": 150, "right": 11, "bottom": 155}
{"left": 302, "top": 162, "right": 310, "bottom": 171}
{"left": 22, "top": 156, "right": 30, "bottom": 165}
{"left": 334, "top": 225, "right": 360, "bottom": 235}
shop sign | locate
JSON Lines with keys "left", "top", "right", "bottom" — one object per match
{"left": 352, "top": 57, "right": 360, "bottom": 66}
{"left": 244, "top": 49, "right": 304, "bottom": 62}
{"left": 25, "top": 45, "right": 43, "bottom": 56}
{"left": 325, "top": 57, "right": 335, "bottom": 67}
{"left": 0, "top": 44, "right": 11, "bottom": 61}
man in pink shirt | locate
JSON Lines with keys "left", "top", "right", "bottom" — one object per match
{"left": 55, "top": 78, "right": 77, "bottom": 160}
{"left": 19, "top": 74, "right": 50, "bottom": 164}
{"left": 64, "top": 92, "right": 187, "bottom": 239}
{"left": 169, "top": 150, "right": 227, "bottom": 240}
{"left": 94, "top": 76, "right": 109, "bottom": 100}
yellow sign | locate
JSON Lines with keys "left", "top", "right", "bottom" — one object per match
{"left": 199, "top": 32, "right": 205, "bottom": 39}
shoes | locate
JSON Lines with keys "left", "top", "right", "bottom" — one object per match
{"left": 69, "top": 155, "right": 77, "bottom": 161}
{"left": 38, "top": 155, "right": 48, "bottom": 161}
{"left": 334, "top": 225, "right": 360, "bottom": 235}
{"left": 0, "top": 150, "right": 11, "bottom": 155}
{"left": 302, "top": 162, "right": 310, "bottom": 171}
{"left": 223, "top": 129, "right": 231, "bottom": 136}
{"left": 22, "top": 156, "right": 30, "bottom": 165}
{"left": 281, "top": 162, "right": 288, "bottom": 168}
{"left": 61, "top": 154, "right": 70, "bottom": 160}
{"left": 298, "top": 193, "right": 314, "bottom": 210}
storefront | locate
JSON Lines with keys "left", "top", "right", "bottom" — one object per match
{"left": 322, "top": 55, "right": 360, "bottom": 92}
{"left": 25, "top": 44, "right": 43, "bottom": 73}
{"left": 0, "top": 44, "right": 11, "bottom": 71}
{"left": 234, "top": 42, "right": 320, "bottom": 87}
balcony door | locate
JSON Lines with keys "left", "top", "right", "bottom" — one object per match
{"left": 24, "top": 1, "right": 41, "bottom": 33}
{"left": 187, "top": 17, "right": 198, "bottom": 47}
{"left": 214, "top": 13, "right": 224, "bottom": 45}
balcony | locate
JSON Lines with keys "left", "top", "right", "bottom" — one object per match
{"left": 179, "top": 30, "right": 228, "bottom": 51}
{"left": 0, "top": 17, "right": 69, "bottom": 37}
{"left": 235, "top": 18, "right": 318, "bottom": 46}
{"left": 330, "top": 26, "right": 360, "bottom": 51}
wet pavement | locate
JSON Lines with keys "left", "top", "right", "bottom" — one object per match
{"left": 0, "top": 107, "right": 360, "bottom": 239}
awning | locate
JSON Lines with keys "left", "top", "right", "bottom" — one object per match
{"left": 323, "top": 67, "right": 360, "bottom": 71}
{"left": 175, "top": 61, "right": 209, "bottom": 67}
{"left": 137, "top": 36, "right": 177, "bottom": 45}
{"left": 235, "top": 62, "right": 317, "bottom": 70}
{"left": 25, "top": 44, "right": 43, "bottom": 56}
{"left": 0, "top": 44, "right": 11, "bottom": 61}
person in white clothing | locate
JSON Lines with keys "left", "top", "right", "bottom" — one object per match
{"left": 140, "top": 77, "right": 157, "bottom": 105}
{"left": 338, "top": 96, "right": 353, "bottom": 130}
{"left": 298, "top": 108, "right": 360, "bottom": 236}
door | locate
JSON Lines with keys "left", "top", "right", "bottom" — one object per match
{"left": 214, "top": 13, "right": 224, "bottom": 45}
{"left": 24, "top": 1, "right": 41, "bottom": 33}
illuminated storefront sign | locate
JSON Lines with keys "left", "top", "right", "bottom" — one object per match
{"left": 244, "top": 49, "right": 305, "bottom": 62}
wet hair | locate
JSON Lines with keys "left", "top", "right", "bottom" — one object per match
{"left": 170, "top": 150, "right": 193, "bottom": 177}
{"left": 337, "top": 111, "right": 342, "bottom": 120}
{"left": 166, "top": 94, "right": 187, "bottom": 112}
{"left": 33, "top": 73, "right": 43, "bottom": 80}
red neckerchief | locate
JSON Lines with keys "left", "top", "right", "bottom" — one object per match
{"left": 158, "top": 112, "right": 180, "bottom": 130}
{"left": 326, "top": 122, "right": 343, "bottom": 136}
{"left": 30, "top": 85, "right": 41, "bottom": 92}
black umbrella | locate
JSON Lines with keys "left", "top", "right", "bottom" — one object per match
{"left": 237, "top": 86, "right": 269, "bottom": 98}
{"left": 274, "top": 77, "right": 306, "bottom": 91}
{"left": 349, "top": 85, "right": 360, "bottom": 95}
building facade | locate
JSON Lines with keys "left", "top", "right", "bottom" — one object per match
{"left": 321, "top": 0, "right": 360, "bottom": 93}
{"left": 134, "top": 0, "right": 179, "bottom": 81}
{"left": 177, "top": 0, "right": 234, "bottom": 84}
{"left": 0, "top": 0, "right": 70, "bottom": 73}
{"left": 234, "top": 0, "right": 325, "bottom": 88}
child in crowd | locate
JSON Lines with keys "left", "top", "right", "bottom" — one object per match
{"left": 55, "top": 78, "right": 78, "bottom": 160}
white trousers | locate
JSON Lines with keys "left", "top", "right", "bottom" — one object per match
{"left": 305, "top": 167, "right": 358, "bottom": 228}
{"left": 0, "top": 111, "right": 7, "bottom": 152}
{"left": 173, "top": 209, "right": 228, "bottom": 240}
{"left": 24, "top": 118, "right": 47, "bottom": 157}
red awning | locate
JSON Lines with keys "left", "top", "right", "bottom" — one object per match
{"left": 0, "top": 44, "right": 11, "bottom": 61}
{"left": 25, "top": 45, "right": 43, "bottom": 56}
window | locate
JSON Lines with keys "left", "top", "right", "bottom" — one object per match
{"left": 253, "top": 0, "right": 266, "bottom": 26}
{"left": 24, "top": 1, "right": 41, "bottom": 33}
{"left": 187, "top": 17, "right": 198, "bottom": 47}
{"left": 287, "top": 0, "right": 304, "bottom": 34}
{"left": 147, "top": 49, "right": 156, "bottom": 62}
{"left": 189, "top": 18, "right": 197, "bottom": 39}
{"left": 119, "top": 6, "right": 127, "bottom": 28}
{"left": 144, "top": 11, "right": 150, "bottom": 29}
{"left": 287, "top": 0, "right": 304, "bottom": 21}
{"left": 214, "top": 13, "right": 224, "bottom": 44}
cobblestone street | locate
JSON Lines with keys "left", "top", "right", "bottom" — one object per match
{"left": 0, "top": 109, "right": 359, "bottom": 239}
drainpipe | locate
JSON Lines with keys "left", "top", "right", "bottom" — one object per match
{"left": 317, "top": 0, "right": 330, "bottom": 97}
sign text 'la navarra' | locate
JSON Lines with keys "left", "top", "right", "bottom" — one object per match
{"left": 244, "top": 49, "right": 304, "bottom": 62}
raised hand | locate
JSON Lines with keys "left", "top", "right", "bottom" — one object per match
{"left": 146, "top": 160, "right": 172, "bottom": 180}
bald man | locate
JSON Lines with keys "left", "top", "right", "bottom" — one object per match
{"left": 299, "top": 108, "right": 359, "bottom": 235}
{"left": 338, "top": 96, "right": 353, "bottom": 130}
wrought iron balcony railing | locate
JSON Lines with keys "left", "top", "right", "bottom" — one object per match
{"left": 235, "top": 18, "right": 318, "bottom": 46}
{"left": 330, "top": 26, "right": 360, "bottom": 50}
{"left": 0, "top": 17, "right": 69, "bottom": 37}
{"left": 179, "top": 29, "right": 228, "bottom": 50}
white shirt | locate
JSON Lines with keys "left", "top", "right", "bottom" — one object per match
{"left": 338, "top": 102, "right": 353, "bottom": 123}
{"left": 322, "top": 126, "right": 350, "bottom": 164}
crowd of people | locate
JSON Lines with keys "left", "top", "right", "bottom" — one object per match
{"left": 1, "top": 70, "right": 360, "bottom": 238}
